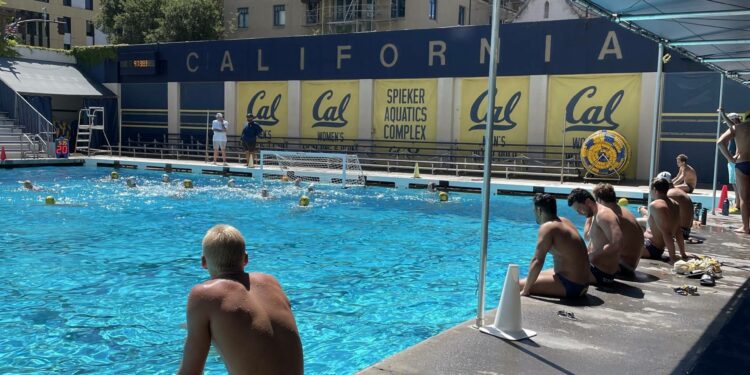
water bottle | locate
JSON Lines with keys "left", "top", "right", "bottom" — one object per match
{"left": 701, "top": 208, "right": 708, "bottom": 225}
{"left": 722, "top": 199, "right": 729, "bottom": 216}
{"left": 693, "top": 203, "right": 702, "bottom": 220}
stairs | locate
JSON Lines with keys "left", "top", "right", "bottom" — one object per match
{"left": 0, "top": 112, "right": 46, "bottom": 159}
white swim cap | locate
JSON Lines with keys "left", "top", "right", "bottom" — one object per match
{"left": 656, "top": 171, "right": 671, "bottom": 181}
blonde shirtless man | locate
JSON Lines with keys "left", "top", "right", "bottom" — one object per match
{"left": 178, "top": 225, "right": 303, "bottom": 374}
{"left": 718, "top": 113, "right": 750, "bottom": 234}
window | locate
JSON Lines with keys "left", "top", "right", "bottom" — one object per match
{"left": 306, "top": 1, "right": 319, "bottom": 24}
{"left": 273, "top": 5, "right": 286, "bottom": 27}
{"left": 86, "top": 20, "right": 94, "bottom": 37}
{"left": 544, "top": 1, "right": 550, "bottom": 19}
{"left": 458, "top": 5, "right": 465, "bottom": 25}
{"left": 237, "top": 7, "right": 248, "bottom": 28}
{"left": 429, "top": 0, "right": 437, "bottom": 20}
{"left": 63, "top": 0, "right": 71, "bottom": 6}
{"left": 391, "top": 0, "right": 405, "bottom": 18}
{"left": 64, "top": 17, "right": 71, "bottom": 34}
{"left": 85, "top": 0, "right": 94, "bottom": 11}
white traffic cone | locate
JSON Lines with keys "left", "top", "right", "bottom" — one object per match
{"left": 413, "top": 162, "right": 421, "bottom": 178}
{"left": 479, "top": 264, "right": 537, "bottom": 341}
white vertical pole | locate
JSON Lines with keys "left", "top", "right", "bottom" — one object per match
{"left": 476, "top": 0, "right": 501, "bottom": 328}
{"left": 647, "top": 43, "right": 664, "bottom": 203}
{"left": 342, "top": 155, "right": 348, "bottom": 188}
{"left": 117, "top": 92, "right": 123, "bottom": 157}
{"left": 711, "top": 74, "right": 725, "bottom": 213}
{"left": 205, "top": 111, "right": 209, "bottom": 163}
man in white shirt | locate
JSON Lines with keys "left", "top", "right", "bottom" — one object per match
{"left": 212, "top": 113, "right": 229, "bottom": 165}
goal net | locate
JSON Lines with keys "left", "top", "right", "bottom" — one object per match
{"left": 259, "top": 151, "right": 366, "bottom": 187}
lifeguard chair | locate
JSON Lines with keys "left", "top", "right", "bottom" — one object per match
{"left": 76, "top": 106, "right": 112, "bottom": 155}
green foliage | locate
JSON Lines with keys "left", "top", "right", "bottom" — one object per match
{"left": 98, "top": 0, "right": 224, "bottom": 44}
{"left": 0, "top": 0, "right": 19, "bottom": 57}
{"left": 147, "top": 0, "right": 224, "bottom": 42}
{"left": 69, "top": 45, "right": 118, "bottom": 66}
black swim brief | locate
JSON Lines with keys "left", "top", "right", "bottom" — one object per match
{"left": 590, "top": 265, "right": 615, "bottom": 285}
{"left": 644, "top": 238, "right": 664, "bottom": 259}
{"left": 556, "top": 273, "right": 588, "bottom": 298}
{"left": 737, "top": 161, "right": 750, "bottom": 175}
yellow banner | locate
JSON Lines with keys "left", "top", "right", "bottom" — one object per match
{"left": 300, "top": 80, "right": 359, "bottom": 151}
{"left": 546, "top": 73, "right": 641, "bottom": 177}
{"left": 459, "top": 77, "right": 530, "bottom": 149}
{"left": 373, "top": 79, "right": 437, "bottom": 154}
{"left": 236, "top": 81, "right": 288, "bottom": 139}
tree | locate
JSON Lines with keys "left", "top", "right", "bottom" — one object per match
{"left": 147, "top": 0, "right": 224, "bottom": 42}
{"left": 97, "top": 0, "right": 162, "bottom": 44}
{"left": 98, "top": 0, "right": 223, "bottom": 44}
{"left": 0, "top": 0, "right": 18, "bottom": 57}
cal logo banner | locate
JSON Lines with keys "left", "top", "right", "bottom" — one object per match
{"left": 546, "top": 73, "right": 641, "bottom": 176}
{"left": 236, "top": 81, "right": 288, "bottom": 139}
{"left": 301, "top": 80, "right": 359, "bottom": 151}
{"left": 372, "top": 79, "right": 437, "bottom": 153}
{"left": 459, "top": 77, "right": 530, "bottom": 150}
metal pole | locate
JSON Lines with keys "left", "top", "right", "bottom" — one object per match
{"left": 205, "top": 111, "right": 209, "bottom": 162}
{"left": 117, "top": 90, "right": 123, "bottom": 157}
{"left": 560, "top": 115, "right": 566, "bottom": 184}
{"left": 647, "top": 43, "right": 664, "bottom": 203}
{"left": 476, "top": 0, "right": 501, "bottom": 329}
{"left": 711, "top": 74, "right": 725, "bottom": 213}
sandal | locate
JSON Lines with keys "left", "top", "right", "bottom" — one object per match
{"left": 557, "top": 310, "right": 578, "bottom": 320}
{"left": 686, "top": 238, "right": 704, "bottom": 244}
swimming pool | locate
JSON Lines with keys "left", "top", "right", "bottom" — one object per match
{"left": 0, "top": 166, "right": 586, "bottom": 374}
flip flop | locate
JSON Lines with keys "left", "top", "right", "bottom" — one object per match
{"left": 557, "top": 310, "right": 578, "bottom": 321}
{"left": 686, "top": 238, "right": 704, "bottom": 244}
{"left": 700, "top": 274, "right": 715, "bottom": 286}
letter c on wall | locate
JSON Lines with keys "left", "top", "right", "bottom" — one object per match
{"left": 186, "top": 52, "right": 199, "bottom": 73}
{"left": 380, "top": 43, "right": 398, "bottom": 68}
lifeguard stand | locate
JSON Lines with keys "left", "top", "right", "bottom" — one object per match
{"left": 76, "top": 106, "right": 112, "bottom": 155}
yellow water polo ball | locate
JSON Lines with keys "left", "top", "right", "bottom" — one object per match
{"left": 299, "top": 195, "right": 310, "bottom": 206}
{"left": 439, "top": 191, "right": 449, "bottom": 202}
{"left": 111, "top": 171, "right": 119, "bottom": 179}
{"left": 618, "top": 198, "right": 629, "bottom": 207}
{"left": 183, "top": 179, "right": 194, "bottom": 189}
{"left": 45, "top": 196, "right": 56, "bottom": 205}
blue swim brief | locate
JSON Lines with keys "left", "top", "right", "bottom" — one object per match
{"left": 556, "top": 273, "right": 588, "bottom": 298}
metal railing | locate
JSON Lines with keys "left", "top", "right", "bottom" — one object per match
{"left": 0, "top": 80, "right": 55, "bottom": 157}
{"left": 109, "top": 134, "right": 586, "bottom": 182}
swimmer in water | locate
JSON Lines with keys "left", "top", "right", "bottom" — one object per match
{"left": 294, "top": 177, "right": 302, "bottom": 187}
{"left": 126, "top": 177, "right": 137, "bottom": 188}
{"left": 307, "top": 184, "right": 315, "bottom": 193}
{"left": 427, "top": 182, "right": 437, "bottom": 192}
{"left": 162, "top": 174, "right": 170, "bottom": 183}
{"left": 228, "top": 179, "right": 237, "bottom": 188}
{"left": 261, "top": 188, "right": 269, "bottom": 198}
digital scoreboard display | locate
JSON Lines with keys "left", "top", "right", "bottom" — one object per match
{"left": 119, "top": 54, "right": 158, "bottom": 75}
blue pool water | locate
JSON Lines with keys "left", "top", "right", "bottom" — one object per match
{"left": 0, "top": 166, "right": 586, "bottom": 374}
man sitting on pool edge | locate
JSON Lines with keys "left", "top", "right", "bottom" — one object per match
{"left": 520, "top": 194, "right": 593, "bottom": 298}
{"left": 178, "top": 224, "right": 303, "bottom": 375}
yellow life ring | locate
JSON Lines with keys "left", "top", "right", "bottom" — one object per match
{"left": 579, "top": 130, "right": 630, "bottom": 177}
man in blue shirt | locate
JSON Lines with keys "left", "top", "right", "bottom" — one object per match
{"left": 241, "top": 113, "right": 264, "bottom": 167}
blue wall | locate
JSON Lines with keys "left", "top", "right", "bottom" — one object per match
{"left": 659, "top": 73, "right": 750, "bottom": 188}
{"left": 179, "top": 82, "right": 224, "bottom": 143}
{"left": 121, "top": 83, "right": 168, "bottom": 143}
{"left": 103, "top": 19, "right": 705, "bottom": 84}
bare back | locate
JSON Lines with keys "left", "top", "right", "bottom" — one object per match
{"left": 683, "top": 165, "right": 697, "bottom": 189}
{"left": 605, "top": 203, "right": 643, "bottom": 270}
{"left": 548, "top": 217, "right": 591, "bottom": 285}
{"left": 588, "top": 204, "right": 622, "bottom": 275}
{"left": 667, "top": 188, "right": 694, "bottom": 229}
{"left": 180, "top": 273, "right": 303, "bottom": 375}
{"left": 645, "top": 198, "right": 673, "bottom": 248}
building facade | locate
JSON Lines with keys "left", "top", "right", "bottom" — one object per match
{"left": 1, "top": 0, "right": 106, "bottom": 50}
{"left": 223, "top": 0, "right": 534, "bottom": 38}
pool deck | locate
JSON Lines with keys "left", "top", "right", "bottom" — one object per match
{"left": 359, "top": 213, "right": 750, "bottom": 375}
{"left": 77, "top": 155, "right": 735, "bottom": 207}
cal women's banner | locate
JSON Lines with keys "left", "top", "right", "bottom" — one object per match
{"left": 459, "top": 77, "right": 530, "bottom": 147}
{"left": 301, "top": 80, "right": 359, "bottom": 151}
{"left": 372, "top": 79, "right": 437, "bottom": 153}
{"left": 546, "top": 73, "right": 641, "bottom": 176}
{"left": 236, "top": 81, "right": 288, "bottom": 138}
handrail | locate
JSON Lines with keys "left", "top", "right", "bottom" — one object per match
{"left": 20, "top": 133, "right": 36, "bottom": 159}
{"left": 32, "top": 133, "right": 48, "bottom": 153}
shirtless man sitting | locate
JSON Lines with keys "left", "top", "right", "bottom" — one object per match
{"left": 642, "top": 178, "right": 680, "bottom": 263}
{"left": 718, "top": 114, "right": 750, "bottom": 234}
{"left": 568, "top": 188, "right": 623, "bottom": 285}
{"left": 665, "top": 174, "right": 695, "bottom": 255}
{"left": 592, "top": 183, "right": 644, "bottom": 278}
{"left": 520, "top": 194, "right": 592, "bottom": 298}
{"left": 178, "top": 224, "right": 303, "bottom": 375}
{"left": 672, "top": 154, "right": 698, "bottom": 193}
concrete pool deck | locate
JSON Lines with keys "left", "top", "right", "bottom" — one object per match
{"left": 359, "top": 213, "right": 750, "bottom": 375}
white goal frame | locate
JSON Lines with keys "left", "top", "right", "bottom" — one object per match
{"left": 259, "top": 150, "right": 366, "bottom": 187}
